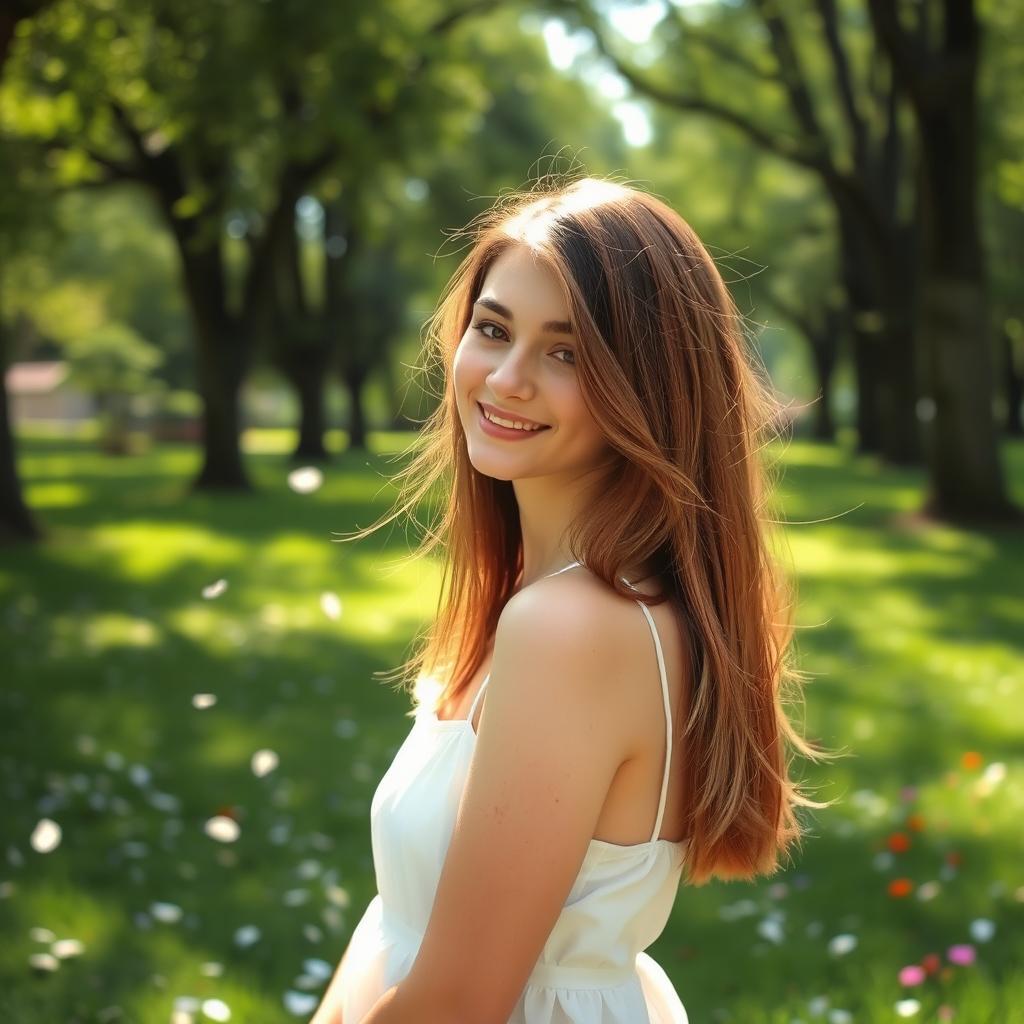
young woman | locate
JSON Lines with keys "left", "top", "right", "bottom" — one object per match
{"left": 310, "top": 176, "right": 835, "bottom": 1023}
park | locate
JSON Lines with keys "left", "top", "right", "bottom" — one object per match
{"left": 1, "top": 1, "right": 1022, "bottom": 1022}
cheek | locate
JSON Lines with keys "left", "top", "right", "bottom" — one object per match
{"left": 452, "top": 335, "right": 488, "bottom": 390}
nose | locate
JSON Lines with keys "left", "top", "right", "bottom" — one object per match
{"left": 485, "top": 345, "right": 537, "bottom": 402}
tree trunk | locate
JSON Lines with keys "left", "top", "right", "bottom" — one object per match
{"left": 342, "top": 364, "right": 368, "bottom": 450}
{"left": 173, "top": 239, "right": 252, "bottom": 492}
{"left": 193, "top": 330, "right": 249, "bottom": 491}
{"left": 1002, "top": 325, "right": 1023, "bottom": 436}
{"left": 284, "top": 353, "right": 331, "bottom": 461}
{"left": 875, "top": 311, "right": 921, "bottom": 465}
{"left": 868, "top": 0, "right": 1015, "bottom": 523}
{"left": 915, "top": 123, "right": 1011, "bottom": 518}
{"left": 0, "top": 324, "right": 40, "bottom": 543}
{"left": 808, "top": 343, "right": 836, "bottom": 441}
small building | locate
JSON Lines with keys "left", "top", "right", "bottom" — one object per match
{"left": 5, "top": 361, "right": 95, "bottom": 426}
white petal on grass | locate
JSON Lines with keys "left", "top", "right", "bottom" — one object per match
{"left": 201, "top": 997, "right": 231, "bottom": 1021}
{"left": 129, "top": 764, "right": 151, "bottom": 787}
{"left": 828, "top": 933, "right": 857, "bottom": 957}
{"left": 320, "top": 592, "right": 343, "bottom": 621}
{"left": 29, "top": 952, "right": 60, "bottom": 972}
{"left": 150, "top": 901, "right": 183, "bottom": 924}
{"left": 268, "top": 822, "right": 291, "bottom": 845}
{"left": 283, "top": 991, "right": 319, "bottom": 1016}
{"left": 52, "top": 938, "right": 85, "bottom": 958}
{"left": 718, "top": 898, "right": 758, "bottom": 922}
{"left": 895, "top": 999, "right": 921, "bottom": 1017}
{"left": 204, "top": 816, "right": 240, "bottom": 843}
{"left": 202, "top": 579, "right": 228, "bottom": 600}
{"left": 333, "top": 718, "right": 358, "bottom": 739}
{"left": 174, "top": 995, "right": 201, "bottom": 1013}
{"left": 287, "top": 466, "right": 323, "bottom": 494}
{"left": 30, "top": 927, "right": 56, "bottom": 943}
{"left": 916, "top": 880, "right": 941, "bottom": 901}
{"left": 200, "top": 961, "right": 224, "bottom": 977}
{"left": 303, "top": 924, "right": 322, "bottom": 943}
{"left": 283, "top": 888, "right": 309, "bottom": 907}
{"left": 234, "top": 924, "right": 261, "bottom": 948}
{"left": 757, "top": 916, "right": 785, "bottom": 944}
{"left": 296, "top": 858, "right": 321, "bottom": 880}
{"left": 302, "top": 958, "right": 333, "bottom": 982}
{"left": 970, "top": 917, "right": 996, "bottom": 942}
{"left": 30, "top": 819, "right": 62, "bottom": 854}
{"left": 828, "top": 1011, "right": 853, "bottom": 1024}
{"left": 807, "top": 996, "right": 830, "bottom": 1015}
{"left": 251, "top": 749, "right": 279, "bottom": 778}
{"left": 325, "top": 884, "right": 351, "bottom": 908}
{"left": 193, "top": 694, "right": 217, "bottom": 710}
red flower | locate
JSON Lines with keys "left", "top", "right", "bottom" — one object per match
{"left": 887, "top": 832, "right": 911, "bottom": 853}
{"left": 888, "top": 878, "right": 914, "bottom": 897}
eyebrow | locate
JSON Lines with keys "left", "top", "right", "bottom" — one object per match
{"left": 473, "top": 297, "right": 574, "bottom": 336}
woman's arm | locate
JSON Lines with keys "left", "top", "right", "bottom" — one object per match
{"left": 308, "top": 940, "right": 353, "bottom": 1024}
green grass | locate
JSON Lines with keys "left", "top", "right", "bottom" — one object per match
{"left": 1, "top": 426, "right": 1023, "bottom": 1023}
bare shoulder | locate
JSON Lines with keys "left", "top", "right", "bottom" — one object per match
{"left": 488, "top": 570, "right": 657, "bottom": 755}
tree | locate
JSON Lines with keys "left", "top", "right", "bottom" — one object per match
{"left": 867, "top": 0, "right": 1017, "bottom": 521}
{"left": 0, "top": 0, "right": 54, "bottom": 543}
{"left": 7, "top": 0, "right": 502, "bottom": 491}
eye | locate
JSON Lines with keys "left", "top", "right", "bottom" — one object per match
{"left": 473, "top": 321, "right": 509, "bottom": 342}
{"left": 474, "top": 321, "right": 576, "bottom": 368}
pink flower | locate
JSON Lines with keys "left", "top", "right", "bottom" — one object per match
{"left": 937, "top": 1007, "right": 955, "bottom": 1021}
{"left": 899, "top": 965, "right": 926, "bottom": 986}
{"left": 947, "top": 944, "right": 975, "bottom": 966}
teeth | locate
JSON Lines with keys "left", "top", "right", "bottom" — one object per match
{"left": 484, "top": 409, "right": 542, "bottom": 431}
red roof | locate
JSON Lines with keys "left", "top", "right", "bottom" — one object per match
{"left": 5, "top": 361, "right": 70, "bottom": 394}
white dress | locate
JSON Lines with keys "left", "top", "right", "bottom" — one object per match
{"left": 335, "top": 561, "right": 690, "bottom": 1022}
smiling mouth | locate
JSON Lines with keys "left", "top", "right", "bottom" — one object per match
{"left": 477, "top": 403, "right": 550, "bottom": 432}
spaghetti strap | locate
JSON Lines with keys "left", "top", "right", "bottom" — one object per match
{"left": 624, "top": 581, "right": 673, "bottom": 844}
{"left": 466, "top": 671, "right": 490, "bottom": 727}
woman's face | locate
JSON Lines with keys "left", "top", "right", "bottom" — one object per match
{"left": 453, "top": 245, "right": 613, "bottom": 484}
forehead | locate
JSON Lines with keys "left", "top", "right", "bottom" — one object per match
{"left": 477, "top": 246, "right": 568, "bottom": 317}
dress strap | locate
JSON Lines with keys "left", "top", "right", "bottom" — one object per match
{"left": 467, "top": 671, "right": 490, "bottom": 727}
{"left": 623, "top": 579, "right": 672, "bottom": 844}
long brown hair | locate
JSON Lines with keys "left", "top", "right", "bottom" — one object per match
{"left": 338, "top": 174, "right": 841, "bottom": 886}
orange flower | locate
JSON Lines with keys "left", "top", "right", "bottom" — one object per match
{"left": 945, "top": 850, "right": 962, "bottom": 867}
{"left": 961, "top": 751, "right": 983, "bottom": 771}
{"left": 907, "top": 813, "right": 926, "bottom": 832}
{"left": 922, "top": 953, "right": 941, "bottom": 975}
{"left": 888, "top": 878, "right": 914, "bottom": 897}
{"left": 887, "top": 832, "right": 911, "bottom": 853}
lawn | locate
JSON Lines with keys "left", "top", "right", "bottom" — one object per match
{"left": 1, "top": 426, "right": 1022, "bottom": 1023}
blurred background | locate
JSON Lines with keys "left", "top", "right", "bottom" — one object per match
{"left": 1, "top": 0, "right": 1022, "bottom": 1021}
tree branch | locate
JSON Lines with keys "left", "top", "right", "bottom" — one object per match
{"left": 663, "top": 1, "right": 779, "bottom": 83}
{"left": 579, "top": 11, "right": 823, "bottom": 171}
{"left": 750, "top": 0, "right": 827, "bottom": 144}
{"left": 815, "top": 0, "right": 868, "bottom": 171}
